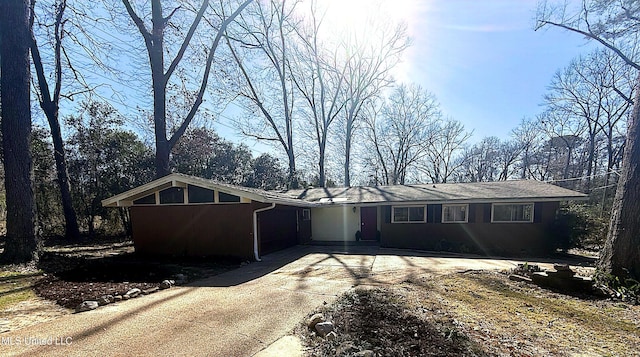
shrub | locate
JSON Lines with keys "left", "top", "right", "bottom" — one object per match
{"left": 553, "top": 203, "right": 608, "bottom": 250}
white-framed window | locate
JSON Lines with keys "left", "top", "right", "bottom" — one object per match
{"left": 442, "top": 204, "right": 468, "bottom": 223}
{"left": 491, "top": 203, "right": 534, "bottom": 223}
{"left": 392, "top": 206, "right": 426, "bottom": 223}
{"left": 301, "top": 209, "right": 311, "bottom": 221}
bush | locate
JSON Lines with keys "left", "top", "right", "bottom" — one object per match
{"left": 553, "top": 203, "right": 608, "bottom": 250}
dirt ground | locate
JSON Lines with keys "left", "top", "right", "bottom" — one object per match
{"left": 0, "top": 237, "right": 239, "bottom": 332}
{"left": 299, "top": 271, "right": 640, "bottom": 356}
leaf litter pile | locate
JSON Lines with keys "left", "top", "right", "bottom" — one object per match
{"left": 299, "top": 271, "right": 640, "bottom": 356}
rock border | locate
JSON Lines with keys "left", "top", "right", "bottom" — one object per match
{"left": 74, "top": 279, "right": 178, "bottom": 313}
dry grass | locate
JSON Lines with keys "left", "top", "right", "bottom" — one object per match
{"left": 0, "top": 270, "right": 42, "bottom": 310}
{"left": 425, "top": 271, "right": 640, "bottom": 356}
{"left": 301, "top": 271, "right": 640, "bottom": 356}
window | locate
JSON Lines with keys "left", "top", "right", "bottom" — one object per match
{"left": 442, "top": 204, "right": 468, "bottom": 223}
{"left": 492, "top": 203, "right": 534, "bottom": 222}
{"left": 133, "top": 193, "right": 155, "bottom": 205}
{"left": 301, "top": 209, "right": 311, "bottom": 221}
{"left": 159, "top": 187, "right": 184, "bottom": 204}
{"left": 392, "top": 206, "right": 425, "bottom": 223}
{"left": 187, "top": 185, "right": 214, "bottom": 203}
{"left": 218, "top": 191, "right": 241, "bottom": 203}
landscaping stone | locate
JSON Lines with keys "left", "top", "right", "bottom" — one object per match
{"left": 307, "top": 313, "right": 325, "bottom": 329}
{"left": 76, "top": 301, "right": 99, "bottom": 312}
{"left": 143, "top": 287, "right": 160, "bottom": 295}
{"left": 509, "top": 274, "right": 533, "bottom": 283}
{"left": 97, "top": 295, "right": 114, "bottom": 306}
{"left": 125, "top": 288, "right": 142, "bottom": 298}
{"left": 554, "top": 264, "right": 572, "bottom": 271}
{"left": 114, "top": 295, "right": 123, "bottom": 302}
{"left": 315, "top": 321, "right": 334, "bottom": 337}
{"left": 160, "top": 280, "right": 173, "bottom": 289}
{"left": 122, "top": 294, "right": 130, "bottom": 300}
{"left": 356, "top": 350, "right": 374, "bottom": 357}
{"left": 531, "top": 271, "right": 593, "bottom": 292}
{"left": 325, "top": 331, "right": 337, "bottom": 341}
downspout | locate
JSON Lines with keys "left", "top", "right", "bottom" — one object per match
{"left": 252, "top": 203, "right": 276, "bottom": 262}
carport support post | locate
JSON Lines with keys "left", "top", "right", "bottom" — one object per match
{"left": 252, "top": 203, "right": 276, "bottom": 261}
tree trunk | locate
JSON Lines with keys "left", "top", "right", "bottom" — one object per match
{"left": 585, "top": 133, "right": 596, "bottom": 193}
{"left": 344, "top": 123, "right": 352, "bottom": 187}
{"left": 0, "top": 0, "right": 40, "bottom": 263}
{"left": 287, "top": 150, "right": 298, "bottom": 189}
{"left": 29, "top": 0, "right": 80, "bottom": 240}
{"left": 150, "top": 0, "right": 170, "bottom": 178}
{"left": 118, "top": 208, "right": 132, "bottom": 236}
{"left": 50, "top": 122, "right": 81, "bottom": 239}
{"left": 598, "top": 73, "right": 640, "bottom": 281}
{"left": 344, "top": 143, "right": 351, "bottom": 187}
{"left": 318, "top": 142, "right": 326, "bottom": 187}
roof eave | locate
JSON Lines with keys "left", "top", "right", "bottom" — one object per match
{"left": 307, "top": 195, "right": 588, "bottom": 207}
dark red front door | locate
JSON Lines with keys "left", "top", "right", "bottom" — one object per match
{"left": 360, "top": 207, "right": 377, "bottom": 241}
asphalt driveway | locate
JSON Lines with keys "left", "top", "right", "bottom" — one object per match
{"left": 1, "top": 246, "right": 579, "bottom": 357}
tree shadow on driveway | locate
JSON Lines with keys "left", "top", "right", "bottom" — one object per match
{"left": 189, "top": 244, "right": 596, "bottom": 289}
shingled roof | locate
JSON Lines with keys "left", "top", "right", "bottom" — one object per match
{"left": 282, "top": 180, "right": 587, "bottom": 205}
{"left": 103, "top": 173, "right": 587, "bottom": 208}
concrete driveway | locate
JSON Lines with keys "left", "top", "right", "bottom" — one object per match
{"left": 1, "top": 246, "right": 581, "bottom": 357}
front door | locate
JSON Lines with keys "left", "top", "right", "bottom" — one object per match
{"left": 360, "top": 207, "right": 378, "bottom": 241}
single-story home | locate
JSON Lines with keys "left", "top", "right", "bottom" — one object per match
{"left": 102, "top": 173, "right": 587, "bottom": 260}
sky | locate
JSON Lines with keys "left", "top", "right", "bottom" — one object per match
{"left": 53, "top": 0, "right": 596, "bottom": 156}
{"left": 211, "top": 0, "right": 597, "bottom": 153}
{"left": 382, "top": 0, "right": 595, "bottom": 141}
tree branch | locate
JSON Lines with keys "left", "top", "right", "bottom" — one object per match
{"left": 536, "top": 19, "right": 640, "bottom": 71}
{"left": 240, "top": 130, "right": 280, "bottom": 142}
{"left": 29, "top": 0, "right": 54, "bottom": 114}
{"left": 165, "top": 1, "right": 208, "bottom": 81}
{"left": 121, "top": 0, "right": 152, "bottom": 47}
{"left": 52, "top": 0, "right": 66, "bottom": 105}
{"left": 168, "top": 0, "right": 254, "bottom": 150}
{"left": 164, "top": 6, "right": 181, "bottom": 24}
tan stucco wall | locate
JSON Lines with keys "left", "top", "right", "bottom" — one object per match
{"left": 311, "top": 206, "right": 361, "bottom": 241}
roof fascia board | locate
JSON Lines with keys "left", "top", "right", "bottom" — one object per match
{"left": 309, "top": 196, "right": 587, "bottom": 207}
{"left": 102, "top": 173, "right": 301, "bottom": 207}
{"left": 102, "top": 175, "right": 176, "bottom": 207}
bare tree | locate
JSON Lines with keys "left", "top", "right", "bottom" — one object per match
{"left": 364, "top": 84, "right": 441, "bottom": 185}
{"left": 537, "top": 0, "right": 640, "bottom": 279}
{"left": 339, "top": 15, "right": 409, "bottom": 187}
{"left": 418, "top": 119, "right": 471, "bottom": 183}
{"left": 456, "top": 137, "right": 501, "bottom": 182}
{"left": 538, "top": 109, "right": 587, "bottom": 182}
{"left": 496, "top": 140, "right": 524, "bottom": 181}
{"left": 225, "top": 0, "right": 300, "bottom": 187}
{"left": 121, "top": 0, "right": 253, "bottom": 177}
{"left": 291, "top": 0, "right": 347, "bottom": 187}
{"left": 543, "top": 49, "right": 633, "bottom": 191}
{"left": 0, "top": 0, "right": 40, "bottom": 263}
{"left": 512, "top": 117, "right": 545, "bottom": 179}
{"left": 28, "top": 0, "right": 81, "bottom": 239}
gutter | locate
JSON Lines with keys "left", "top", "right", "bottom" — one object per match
{"left": 252, "top": 203, "right": 276, "bottom": 262}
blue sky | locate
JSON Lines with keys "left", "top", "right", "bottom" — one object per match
{"left": 67, "top": 0, "right": 594, "bottom": 154}
{"left": 213, "top": 0, "right": 596, "bottom": 153}
{"left": 391, "top": 0, "right": 595, "bottom": 141}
